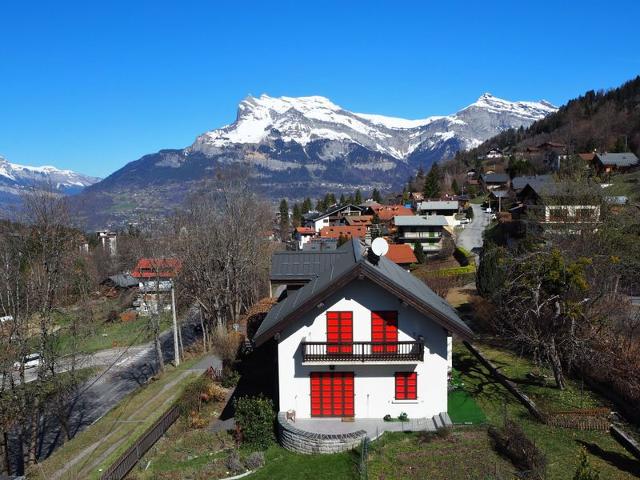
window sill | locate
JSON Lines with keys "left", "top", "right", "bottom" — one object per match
{"left": 391, "top": 400, "right": 419, "bottom": 404}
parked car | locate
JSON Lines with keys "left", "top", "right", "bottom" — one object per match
{"left": 485, "top": 207, "right": 492, "bottom": 213}
{"left": 14, "top": 353, "right": 41, "bottom": 370}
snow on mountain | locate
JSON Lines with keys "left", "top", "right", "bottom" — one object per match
{"left": 0, "top": 155, "right": 100, "bottom": 194}
{"left": 190, "top": 93, "right": 556, "bottom": 162}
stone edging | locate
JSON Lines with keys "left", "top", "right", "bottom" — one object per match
{"left": 277, "top": 413, "right": 367, "bottom": 454}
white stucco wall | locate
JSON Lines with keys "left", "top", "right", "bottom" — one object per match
{"left": 277, "top": 278, "right": 450, "bottom": 419}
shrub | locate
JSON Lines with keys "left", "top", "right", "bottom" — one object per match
{"left": 178, "top": 376, "right": 210, "bottom": 419}
{"left": 488, "top": 420, "right": 547, "bottom": 479}
{"left": 226, "top": 450, "right": 245, "bottom": 474}
{"left": 234, "top": 395, "right": 275, "bottom": 449}
{"left": 573, "top": 447, "right": 600, "bottom": 480}
{"left": 221, "top": 366, "right": 241, "bottom": 388}
{"left": 245, "top": 451, "right": 265, "bottom": 470}
{"left": 211, "top": 327, "right": 243, "bottom": 364}
{"left": 398, "top": 412, "right": 408, "bottom": 422}
{"left": 466, "top": 206, "right": 474, "bottom": 219}
{"left": 201, "top": 381, "right": 228, "bottom": 403}
{"left": 453, "top": 247, "right": 470, "bottom": 267}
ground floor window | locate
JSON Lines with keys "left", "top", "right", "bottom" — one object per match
{"left": 395, "top": 372, "right": 417, "bottom": 400}
{"left": 310, "top": 372, "right": 354, "bottom": 417}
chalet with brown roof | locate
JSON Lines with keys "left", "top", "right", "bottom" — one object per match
{"left": 320, "top": 225, "right": 367, "bottom": 240}
{"left": 375, "top": 205, "right": 414, "bottom": 222}
{"left": 385, "top": 243, "right": 418, "bottom": 269}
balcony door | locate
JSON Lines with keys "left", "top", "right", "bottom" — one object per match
{"left": 327, "top": 311, "right": 353, "bottom": 354}
{"left": 372, "top": 311, "right": 398, "bottom": 353}
{"left": 310, "top": 372, "right": 355, "bottom": 417}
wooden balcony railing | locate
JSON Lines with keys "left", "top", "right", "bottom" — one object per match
{"left": 301, "top": 341, "right": 424, "bottom": 362}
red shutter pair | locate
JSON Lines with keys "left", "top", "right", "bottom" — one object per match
{"left": 327, "top": 311, "right": 353, "bottom": 353}
{"left": 395, "top": 372, "right": 417, "bottom": 400}
{"left": 310, "top": 372, "right": 354, "bottom": 417}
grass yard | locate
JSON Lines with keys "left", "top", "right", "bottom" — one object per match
{"left": 448, "top": 389, "right": 486, "bottom": 425}
{"left": 454, "top": 342, "right": 640, "bottom": 479}
{"left": 247, "top": 446, "right": 357, "bottom": 480}
{"left": 31, "top": 357, "right": 204, "bottom": 480}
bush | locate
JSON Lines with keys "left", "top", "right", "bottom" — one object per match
{"left": 466, "top": 205, "right": 474, "bottom": 219}
{"left": 221, "top": 366, "right": 241, "bottom": 388}
{"left": 211, "top": 327, "right": 243, "bottom": 364}
{"left": 398, "top": 412, "right": 408, "bottom": 422}
{"left": 488, "top": 420, "right": 547, "bottom": 479}
{"left": 226, "top": 450, "right": 245, "bottom": 474}
{"left": 201, "top": 381, "right": 228, "bottom": 403}
{"left": 573, "top": 447, "right": 600, "bottom": 480}
{"left": 178, "top": 376, "right": 210, "bottom": 419}
{"left": 234, "top": 395, "right": 275, "bottom": 449}
{"left": 245, "top": 451, "right": 265, "bottom": 470}
{"left": 453, "top": 247, "right": 471, "bottom": 267}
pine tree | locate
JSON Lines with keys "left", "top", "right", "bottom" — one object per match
{"left": 372, "top": 188, "right": 382, "bottom": 202}
{"left": 451, "top": 178, "right": 461, "bottom": 195}
{"left": 292, "top": 204, "right": 302, "bottom": 228}
{"left": 279, "top": 199, "right": 289, "bottom": 242}
{"left": 423, "top": 162, "right": 441, "bottom": 199}
{"left": 316, "top": 199, "right": 325, "bottom": 212}
{"left": 339, "top": 193, "right": 346, "bottom": 205}
{"left": 354, "top": 189, "right": 362, "bottom": 204}
{"left": 302, "top": 197, "right": 312, "bottom": 214}
{"left": 413, "top": 242, "right": 425, "bottom": 264}
{"left": 573, "top": 448, "right": 600, "bottom": 480}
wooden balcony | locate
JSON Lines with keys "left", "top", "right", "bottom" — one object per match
{"left": 301, "top": 341, "right": 424, "bottom": 363}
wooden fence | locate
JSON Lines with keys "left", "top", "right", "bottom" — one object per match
{"left": 100, "top": 367, "right": 223, "bottom": 480}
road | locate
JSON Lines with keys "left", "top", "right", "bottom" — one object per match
{"left": 456, "top": 204, "right": 490, "bottom": 255}
{"left": 7, "top": 308, "right": 220, "bottom": 475}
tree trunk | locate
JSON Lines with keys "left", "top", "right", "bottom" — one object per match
{"left": 199, "top": 307, "right": 207, "bottom": 353}
{"left": 0, "top": 430, "right": 10, "bottom": 475}
{"left": 26, "top": 401, "right": 39, "bottom": 466}
{"left": 549, "top": 340, "right": 566, "bottom": 390}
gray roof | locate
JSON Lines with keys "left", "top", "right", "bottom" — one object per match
{"left": 313, "top": 204, "right": 364, "bottom": 221}
{"left": 254, "top": 240, "right": 473, "bottom": 345}
{"left": 511, "top": 174, "right": 553, "bottom": 191}
{"left": 270, "top": 243, "right": 352, "bottom": 282}
{"left": 103, "top": 273, "right": 138, "bottom": 288}
{"left": 605, "top": 196, "right": 629, "bottom": 205}
{"left": 417, "top": 201, "right": 459, "bottom": 211}
{"left": 481, "top": 173, "right": 510, "bottom": 183}
{"left": 393, "top": 215, "right": 448, "bottom": 227}
{"left": 490, "top": 190, "right": 510, "bottom": 199}
{"left": 595, "top": 152, "right": 639, "bottom": 167}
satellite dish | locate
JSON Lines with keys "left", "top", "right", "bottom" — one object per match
{"left": 371, "top": 237, "right": 389, "bottom": 257}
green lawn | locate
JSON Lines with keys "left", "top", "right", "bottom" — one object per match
{"left": 448, "top": 389, "right": 486, "bottom": 424}
{"left": 454, "top": 342, "right": 640, "bottom": 479}
{"left": 248, "top": 446, "right": 357, "bottom": 480}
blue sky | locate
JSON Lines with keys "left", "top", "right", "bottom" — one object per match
{"left": 1, "top": 0, "right": 639, "bottom": 178}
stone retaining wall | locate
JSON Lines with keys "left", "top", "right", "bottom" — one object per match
{"left": 277, "top": 413, "right": 366, "bottom": 454}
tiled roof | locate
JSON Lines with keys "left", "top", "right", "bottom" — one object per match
{"left": 131, "top": 258, "right": 181, "bottom": 279}
{"left": 320, "top": 225, "right": 367, "bottom": 239}
{"left": 295, "top": 226, "right": 316, "bottom": 235}
{"left": 254, "top": 239, "right": 473, "bottom": 345}
{"left": 376, "top": 205, "right": 414, "bottom": 222}
{"left": 385, "top": 244, "right": 418, "bottom": 265}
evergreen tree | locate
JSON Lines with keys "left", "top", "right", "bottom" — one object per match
{"left": 413, "top": 242, "right": 425, "bottom": 264}
{"left": 372, "top": 188, "right": 382, "bottom": 202}
{"left": 292, "top": 204, "right": 302, "bottom": 228}
{"left": 339, "top": 193, "right": 346, "bottom": 205}
{"left": 423, "top": 162, "right": 441, "bottom": 199}
{"left": 315, "top": 199, "right": 325, "bottom": 212}
{"left": 279, "top": 199, "right": 289, "bottom": 242}
{"left": 573, "top": 448, "right": 600, "bottom": 480}
{"left": 416, "top": 166, "right": 425, "bottom": 180}
{"left": 337, "top": 233, "right": 349, "bottom": 247}
{"left": 354, "top": 189, "right": 362, "bottom": 204}
{"left": 451, "top": 178, "right": 461, "bottom": 195}
{"left": 301, "top": 197, "right": 312, "bottom": 214}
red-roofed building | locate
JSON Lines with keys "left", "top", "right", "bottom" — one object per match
{"left": 132, "top": 258, "right": 181, "bottom": 280}
{"left": 320, "top": 225, "right": 367, "bottom": 239}
{"left": 385, "top": 244, "right": 418, "bottom": 269}
{"left": 375, "top": 205, "right": 414, "bottom": 222}
{"left": 295, "top": 226, "right": 317, "bottom": 250}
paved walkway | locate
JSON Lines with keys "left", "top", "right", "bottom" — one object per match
{"left": 292, "top": 416, "right": 438, "bottom": 439}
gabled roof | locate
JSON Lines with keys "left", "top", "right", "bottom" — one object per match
{"left": 481, "top": 173, "right": 510, "bottom": 183}
{"left": 489, "top": 190, "right": 510, "bottom": 199}
{"left": 343, "top": 215, "right": 373, "bottom": 226}
{"left": 417, "top": 200, "right": 459, "bottom": 211}
{"left": 295, "top": 226, "right": 316, "bottom": 235}
{"left": 254, "top": 240, "right": 473, "bottom": 345}
{"left": 393, "top": 215, "right": 448, "bottom": 227}
{"left": 386, "top": 244, "right": 418, "bottom": 265}
{"left": 132, "top": 258, "right": 181, "bottom": 279}
{"left": 312, "top": 204, "right": 365, "bottom": 221}
{"left": 376, "top": 205, "right": 414, "bottom": 222}
{"left": 595, "top": 152, "right": 639, "bottom": 167}
{"left": 511, "top": 174, "right": 553, "bottom": 191}
{"left": 320, "top": 225, "right": 367, "bottom": 239}
{"left": 101, "top": 273, "right": 138, "bottom": 288}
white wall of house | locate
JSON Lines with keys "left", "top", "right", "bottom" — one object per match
{"left": 313, "top": 217, "right": 330, "bottom": 232}
{"left": 276, "top": 279, "right": 450, "bottom": 419}
{"left": 296, "top": 234, "right": 314, "bottom": 250}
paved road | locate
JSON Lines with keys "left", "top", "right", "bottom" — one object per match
{"left": 456, "top": 204, "right": 490, "bottom": 255}
{"left": 7, "top": 308, "right": 219, "bottom": 475}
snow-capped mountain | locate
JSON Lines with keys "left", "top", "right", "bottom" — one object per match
{"left": 0, "top": 155, "right": 100, "bottom": 213}
{"left": 75, "top": 93, "right": 555, "bottom": 228}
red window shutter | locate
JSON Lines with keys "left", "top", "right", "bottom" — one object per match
{"left": 311, "top": 372, "right": 355, "bottom": 417}
{"left": 372, "top": 311, "right": 398, "bottom": 353}
{"left": 395, "top": 372, "right": 417, "bottom": 400}
{"left": 327, "top": 312, "right": 352, "bottom": 354}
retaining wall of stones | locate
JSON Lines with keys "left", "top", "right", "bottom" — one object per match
{"left": 277, "top": 413, "right": 366, "bottom": 454}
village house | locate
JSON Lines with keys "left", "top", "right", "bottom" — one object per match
{"left": 96, "top": 230, "right": 118, "bottom": 257}
{"left": 305, "top": 204, "right": 365, "bottom": 232}
{"left": 416, "top": 200, "right": 460, "bottom": 227}
{"left": 393, "top": 215, "right": 449, "bottom": 253}
{"left": 320, "top": 225, "right": 368, "bottom": 241}
{"left": 131, "top": 258, "right": 181, "bottom": 315}
{"left": 479, "top": 172, "right": 510, "bottom": 192}
{"left": 385, "top": 243, "right": 418, "bottom": 270}
{"left": 373, "top": 205, "right": 414, "bottom": 223}
{"left": 484, "top": 148, "right": 503, "bottom": 159}
{"left": 254, "top": 239, "right": 473, "bottom": 450}
{"left": 294, "top": 226, "right": 316, "bottom": 250}
{"left": 593, "top": 152, "right": 639, "bottom": 175}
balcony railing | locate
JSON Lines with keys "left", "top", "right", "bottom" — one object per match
{"left": 301, "top": 341, "right": 424, "bottom": 362}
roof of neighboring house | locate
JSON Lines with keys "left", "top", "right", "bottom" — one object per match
{"left": 254, "top": 239, "right": 473, "bottom": 345}
{"left": 310, "top": 204, "right": 365, "bottom": 221}
{"left": 270, "top": 244, "right": 352, "bottom": 282}
{"left": 320, "top": 225, "right": 367, "bottom": 239}
{"left": 393, "top": 215, "right": 449, "bottom": 227}
{"left": 385, "top": 244, "right": 418, "bottom": 265}
{"left": 101, "top": 273, "right": 139, "bottom": 288}
{"left": 595, "top": 152, "right": 639, "bottom": 167}
{"left": 417, "top": 200, "right": 459, "bottom": 211}
{"left": 343, "top": 215, "right": 373, "bottom": 226}
{"left": 511, "top": 174, "right": 553, "bottom": 191}
{"left": 295, "top": 226, "right": 316, "bottom": 235}
{"left": 538, "top": 141, "right": 566, "bottom": 149}
{"left": 489, "top": 190, "right": 510, "bottom": 199}
{"left": 480, "top": 173, "right": 510, "bottom": 183}
{"left": 131, "top": 258, "right": 181, "bottom": 279}
{"left": 605, "top": 196, "right": 629, "bottom": 205}
{"left": 578, "top": 153, "right": 596, "bottom": 162}
{"left": 376, "top": 205, "right": 414, "bottom": 222}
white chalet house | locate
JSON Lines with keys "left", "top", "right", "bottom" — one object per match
{"left": 254, "top": 240, "right": 473, "bottom": 422}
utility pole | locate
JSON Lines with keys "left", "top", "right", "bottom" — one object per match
{"left": 171, "top": 282, "right": 180, "bottom": 366}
